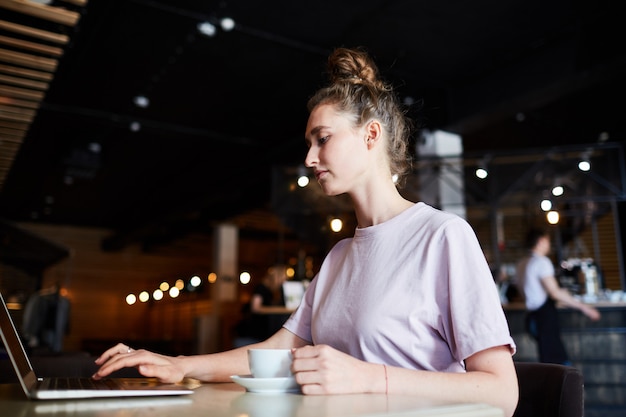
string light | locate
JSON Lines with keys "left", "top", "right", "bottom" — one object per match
{"left": 547, "top": 211, "right": 560, "bottom": 224}
{"left": 330, "top": 218, "right": 343, "bottom": 232}
{"left": 190, "top": 275, "right": 201, "bottom": 287}
{"left": 240, "top": 271, "right": 251, "bottom": 284}
{"left": 297, "top": 175, "right": 309, "bottom": 187}
{"left": 297, "top": 165, "right": 309, "bottom": 187}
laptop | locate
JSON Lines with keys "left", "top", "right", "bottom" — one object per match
{"left": 0, "top": 291, "right": 195, "bottom": 400}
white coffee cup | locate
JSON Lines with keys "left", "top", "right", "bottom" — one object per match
{"left": 248, "top": 349, "right": 293, "bottom": 378}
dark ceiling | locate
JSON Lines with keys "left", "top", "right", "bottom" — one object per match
{"left": 0, "top": 0, "right": 625, "bottom": 252}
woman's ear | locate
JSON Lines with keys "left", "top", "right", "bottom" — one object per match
{"left": 365, "top": 120, "right": 382, "bottom": 149}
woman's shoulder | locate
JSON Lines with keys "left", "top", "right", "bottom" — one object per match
{"left": 405, "top": 202, "right": 467, "bottom": 231}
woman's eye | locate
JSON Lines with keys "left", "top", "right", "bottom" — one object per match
{"left": 318, "top": 136, "right": 329, "bottom": 145}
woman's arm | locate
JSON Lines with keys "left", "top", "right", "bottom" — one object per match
{"left": 291, "top": 344, "right": 518, "bottom": 417}
{"left": 541, "top": 275, "right": 601, "bottom": 320}
{"left": 93, "top": 328, "right": 308, "bottom": 382}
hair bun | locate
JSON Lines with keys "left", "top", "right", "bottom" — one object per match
{"left": 327, "top": 47, "right": 383, "bottom": 89}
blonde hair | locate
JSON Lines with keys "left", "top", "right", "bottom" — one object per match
{"left": 307, "top": 47, "right": 412, "bottom": 184}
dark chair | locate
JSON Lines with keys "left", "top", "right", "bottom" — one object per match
{"left": 513, "top": 361, "right": 584, "bottom": 417}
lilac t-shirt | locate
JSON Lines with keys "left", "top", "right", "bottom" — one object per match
{"left": 283, "top": 203, "right": 515, "bottom": 372}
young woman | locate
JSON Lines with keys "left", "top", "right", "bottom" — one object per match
{"left": 94, "top": 47, "right": 519, "bottom": 417}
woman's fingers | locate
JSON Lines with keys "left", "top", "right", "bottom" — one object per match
{"left": 94, "top": 343, "right": 133, "bottom": 365}
{"left": 92, "top": 347, "right": 183, "bottom": 383}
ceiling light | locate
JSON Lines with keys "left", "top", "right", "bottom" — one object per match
{"left": 197, "top": 21, "right": 216, "bottom": 37}
{"left": 129, "top": 121, "right": 141, "bottom": 132}
{"left": 220, "top": 17, "right": 235, "bottom": 31}
{"left": 88, "top": 142, "right": 101, "bottom": 153}
{"left": 540, "top": 199, "right": 552, "bottom": 211}
{"left": 552, "top": 185, "right": 564, "bottom": 196}
{"left": 475, "top": 167, "right": 488, "bottom": 179}
{"left": 133, "top": 95, "right": 149, "bottom": 108}
{"left": 578, "top": 160, "right": 591, "bottom": 171}
{"left": 598, "top": 131, "right": 609, "bottom": 142}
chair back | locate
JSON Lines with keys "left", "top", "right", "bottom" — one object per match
{"left": 513, "top": 361, "right": 584, "bottom": 417}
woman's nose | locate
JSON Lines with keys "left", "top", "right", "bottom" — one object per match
{"left": 304, "top": 146, "right": 318, "bottom": 168}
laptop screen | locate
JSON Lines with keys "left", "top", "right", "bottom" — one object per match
{"left": 0, "top": 292, "right": 39, "bottom": 392}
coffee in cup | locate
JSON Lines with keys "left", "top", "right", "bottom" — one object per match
{"left": 248, "top": 349, "right": 293, "bottom": 378}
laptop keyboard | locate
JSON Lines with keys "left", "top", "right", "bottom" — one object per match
{"left": 50, "top": 377, "right": 124, "bottom": 390}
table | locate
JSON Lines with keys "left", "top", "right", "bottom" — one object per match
{"left": 0, "top": 380, "right": 503, "bottom": 417}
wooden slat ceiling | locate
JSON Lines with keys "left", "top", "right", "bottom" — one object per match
{"left": 0, "top": 0, "right": 86, "bottom": 189}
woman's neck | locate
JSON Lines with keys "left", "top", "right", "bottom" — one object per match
{"left": 351, "top": 181, "right": 414, "bottom": 228}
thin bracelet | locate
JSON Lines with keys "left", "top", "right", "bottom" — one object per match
{"left": 383, "top": 364, "right": 388, "bottom": 395}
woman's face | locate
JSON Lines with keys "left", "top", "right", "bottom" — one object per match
{"left": 304, "top": 104, "right": 370, "bottom": 196}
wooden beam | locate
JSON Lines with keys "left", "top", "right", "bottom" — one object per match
{"left": 0, "top": 0, "right": 80, "bottom": 27}
{"left": 0, "top": 63, "right": 53, "bottom": 81}
{"left": 0, "top": 134, "right": 26, "bottom": 143}
{"left": 0, "top": 150, "right": 17, "bottom": 161}
{"left": 0, "top": 126, "right": 27, "bottom": 137}
{"left": 0, "top": 103, "right": 36, "bottom": 117}
{"left": 59, "top": 0, "right": 87, "bottom": 6}
{"left": 0, "top": 159, "right": 18, "bottom": 168}
{"left": 0, "top": 48, "right": 57, "bottom": 71}
{"left": 0, "top": 73, "right": 49, "bottom": 90}
{"left": 0, "top": 19, "right": 69, "bottom": 45}
{"left": 0, "top": 95, "right": 40, "bottom": 109}
{"left": 0, "top": 111, "right": 34, "bottom": 123}
{"left": 0, "top": 34, "right": 64, "bottom": 56}
{"left": 0, "top": 119, "right": 29, "bottom": 130}
{"left": 0, "top": 84, "right": 44, "bottom": 100}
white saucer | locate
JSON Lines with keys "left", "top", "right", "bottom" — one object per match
{"left": 230, "top": 375, "right": 300, "bottom": 394}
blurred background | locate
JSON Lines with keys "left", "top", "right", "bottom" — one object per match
{"left": 0, "top": 1, "right": 625, "bottom": 412}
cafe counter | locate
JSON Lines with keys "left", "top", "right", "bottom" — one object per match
{"left": 503, "top": 301, "right": 626, "bottom": 417}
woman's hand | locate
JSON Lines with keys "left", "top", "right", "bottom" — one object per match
{"left": 291, "top": 344, "right": 384, "bottom": 395}
{"left": 92, "top": 343, "right": 186, "bottom": 383}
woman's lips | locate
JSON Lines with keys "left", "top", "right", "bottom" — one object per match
{"left": 314, "top": 170, "right": 328, "bottom": 180}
